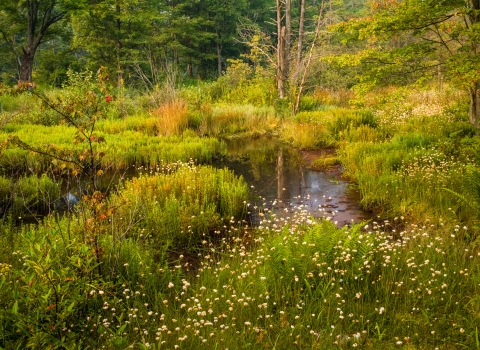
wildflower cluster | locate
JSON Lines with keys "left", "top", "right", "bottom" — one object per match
{"left": 0, "top": 262, "right": 12, "bottom": 276}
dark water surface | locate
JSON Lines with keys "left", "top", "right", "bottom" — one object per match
{"left": 11, "top": 137, "right": 370, "bottom": 227}
{"left": 216, "top": 137, "right": 370, "bottom": 227}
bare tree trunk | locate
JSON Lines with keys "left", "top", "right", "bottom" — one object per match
{"left": 276, "top": 0, "right": 285, "bottom": 99}
{"left": 216, "top": 41, "right": 223, "bottom": 77}
{"left": 276, "top": 0, "right": 291, "bottom": 99}
{"left": 294, "top": 1, "right": 326, "bottom": 115}
{"left": 296, "top": 0, "right": 306, "bottom": 69}
{"left": 116, "top": 4, "right": 123, "bottom": 87}
{"left": 284, "top": 0, "right": 291, "bottom": 81}
{"left": 469, "top": 84, "right": 480, "bottom": 128}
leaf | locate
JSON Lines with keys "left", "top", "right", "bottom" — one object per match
{"left": 67, "top": 302, "right": 75, "bottom": 312}
{"left": 12, "top": 300, "right": 18, "bottom": 315}
{"left": 116, "top": 323, "right": 127, "bottom": 335}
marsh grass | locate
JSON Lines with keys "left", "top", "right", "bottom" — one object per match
{"left": 151, "top": 99, "right": 189, "bottom": 136}
{"left": 195, "top": 104, "right": 278, "bottom": 136}
{"left": 280, "top": 108, "right": 375, "bottom": 148}
{"left": 0, "top": 174, "right": 61, "bottom": 218}
{"left": 310, "top": 156, "right": 340, "bottom": 170}
{"left": 0, "top": 124, "right": 226, "bottom": 172}
{"left": 110, "top": 161, "right": 249, "bottom": 251}
{"left": 1, "top": 204, "right": 478, "bottom": 349}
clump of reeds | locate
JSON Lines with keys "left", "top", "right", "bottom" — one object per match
{"left": 0, "top": 123, "right": 226, "bottom": 172}
{"left": 151, "top": 99, "right": 189, "bottom": 136}
{"left": 0, "top": 174, "right": 61, "bottom": 218}
{"left": 110, "top": 161, "right": 249, "bottom": 251}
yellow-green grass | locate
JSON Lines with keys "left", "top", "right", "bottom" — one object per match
{"left": 1, "top": 123, "right": 226, "bottom": 172}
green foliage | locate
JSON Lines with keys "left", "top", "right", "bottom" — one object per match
{"left": 0, "top": 215, "right": 182, "bottom": 349}
{"left": 209, "top": 59, "right": 276, "bottom": 106}
{"left": 1, "top": 174, "right": 61, "bottom": 218}
{"left": 329, "top": 0, "right": 480, "bottom": 126}
{"left": 110, "top": 162, "right": 248, "bottom": 251}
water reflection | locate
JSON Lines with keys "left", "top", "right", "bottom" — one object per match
{"left": 218, "top": 137, "right": 370, "bottom": 227}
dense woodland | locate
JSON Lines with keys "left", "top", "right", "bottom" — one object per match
{"left": 1, "top": 1, "right": 480, "bottom": 349}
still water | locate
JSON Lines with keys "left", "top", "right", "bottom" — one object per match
{"left": 216, "top": 137, "right": 370, "bottom": 227}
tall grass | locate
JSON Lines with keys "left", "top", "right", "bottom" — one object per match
{"left": 185, "top": 103, "right": 278, "bottom": 137}
{"left": 151, "top": 99, "right": 189, "bottom": 136}
{"left": 0, "top": 174, "right": 61, "bottom": 218}
{"left": 1, "top": 209, "right": 478, "bottom": 349}
{"left": 280, "top": 108, "right": 376, "bottom": 148}
{"left": 109, "top": 161, "right": 249, "bottom": 251}
{"left": 0, "top": 124, "right": 226, "bottom": 172}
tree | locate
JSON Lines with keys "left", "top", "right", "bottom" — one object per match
{"left": 0, "top": 0, "right": 66, "bottom": 82}
{"left": 333, "top": 0, "right": 480, "bottom": 127}
{"left": 71, "top": 0, "right": 156, "bottom": 87}
{"left": 276, "top": 0, "right": 292, "bottom": 99}
{"left": 205, "top": 0, "right": 248, "bottom": 77}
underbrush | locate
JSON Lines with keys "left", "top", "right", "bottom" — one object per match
{"left": 1, "top": 212, "right": 478, "bottom": 349}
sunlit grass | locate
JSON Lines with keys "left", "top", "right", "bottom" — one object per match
{"left": 1, "top": 205, "right": 478, "bottom": 349}
{"left": 0, "top": 123, "right": 226, "bottom": 172}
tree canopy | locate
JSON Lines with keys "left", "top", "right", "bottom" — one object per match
{"left": 2, "top": 0, "right": 480, "bottom": 127}
{"left": 332, "top": 0, "right": 480, "bottom": 125}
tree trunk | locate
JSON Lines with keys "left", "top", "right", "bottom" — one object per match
{"left": 284, "top": 0, "right": 291, "bottom": 81}
{"left": 116, "top": 4, "right": 123, "bottom": 87}
{"left": 296, "top": 0, "right": 306, "bottom": 69}
{"left": 469, "top": 85, "right": 480, "bottom": 128}
{"left": 216, "top": 41, "right": 223, "bottom": 77}
{"left": 19, "top": 49, "right": 35, "bottom": 82}
{"left": 18, "top": 0, "right": 65, "bottom": 82}
{"left": 294, "top": 1, "right": 326, "bottom": 115}
{"left": 276, "top": 0, "right": 285, "bottom": 99}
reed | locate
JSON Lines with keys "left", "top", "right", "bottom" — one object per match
{"left": 109, "top": 161, "right": 249, "bottom": 251}
{"left": 0, "top": 124, "right": 226, "bottom": 172}
{"left": 196, "top": 104, "right": 278, "bottom": 136}
{"left": 151, "top": 99, "right": 189, "bottom": 136}
{"left": 0, "top": 174, "right": 61, "bottom": 218}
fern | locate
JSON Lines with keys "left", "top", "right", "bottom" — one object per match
{"left": 444, "top": 164, "right": 480, "bottom": 212}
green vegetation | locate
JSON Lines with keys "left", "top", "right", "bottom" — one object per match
{"left": 1, "top": 78, "right": 480, "bottom": 349}
{"left": 1, "top": 0, "right": 480, "bottom": 349}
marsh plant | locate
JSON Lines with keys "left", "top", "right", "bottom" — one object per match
{"left": 1, "top": 207, "right": 478, "bottom": 349}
